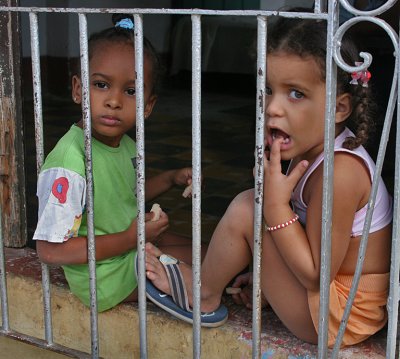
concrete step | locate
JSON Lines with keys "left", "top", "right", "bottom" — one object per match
{"left": 2, "top": 248, "right": 388, "bottom": 358}
{"left": 0, "top": 336, "right": 71, "bottom": 359}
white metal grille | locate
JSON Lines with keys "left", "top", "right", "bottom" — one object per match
{"left": 0, "top": 2, "right": 398, "bottom": 358}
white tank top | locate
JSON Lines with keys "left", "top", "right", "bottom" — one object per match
{"left": 290, "top": 127, "right": 392, "bottom": 237}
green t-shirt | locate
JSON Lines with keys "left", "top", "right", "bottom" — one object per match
{"left": 34, "top": 125, "right": 138, "bottom": 311}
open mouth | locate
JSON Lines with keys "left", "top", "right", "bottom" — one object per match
{"left": 271, "top": 128, "right": 290, "bottom": 144}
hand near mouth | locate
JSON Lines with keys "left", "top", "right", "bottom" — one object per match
{"left": 263, "top": 138, "right": 308, "bottom": 215}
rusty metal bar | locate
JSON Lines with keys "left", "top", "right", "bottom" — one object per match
{"left": 0, "top": 330, "right": 93, "bottom": 358}
{"left": 329, "top": 5, "right": 399, "bottom": 357}
{"left": 78, "top": 13, "right": 99, "bottom": 359}
{"left": 191, "top": 13, "right": 202, "bottom": 359}
{"left": 386, "top": 67, "right": 400, "bottom": 359}
{"left": 251, "top": 14, "right": 267, "bottom": 359}
{"left": 385, "top": 32, "right": 400, "bottom": 359}
{"left": 0, "top": 203, "right": 8, "bottom": 332}
{"left": 29, "top": 10, "right": 53, "bottom": 346}
{"left": 0, "top": 6, "right": 329, "bottom": 18}
{"left": 317, "top": 1, "right": 339, "bottom": 357}
{"left": 133, "top": 13, "right": 149, "bottom": 359}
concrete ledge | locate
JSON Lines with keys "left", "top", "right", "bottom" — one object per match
{"left": 2, "top": 248, "right": 388, "bottom": 358}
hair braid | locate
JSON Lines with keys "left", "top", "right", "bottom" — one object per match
{"left": 343, "top": 84, "right": 376, "bottom": 150}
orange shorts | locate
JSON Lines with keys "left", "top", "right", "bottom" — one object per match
{"left": 308, "top": 273, "right": 389, "bottom": 347}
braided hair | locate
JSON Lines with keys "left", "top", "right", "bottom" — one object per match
{"left": 267, "top": 15, "right": 376, "bottom": 150}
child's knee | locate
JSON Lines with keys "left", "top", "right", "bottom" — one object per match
{"left": 228, "top": 189, "right": 254, "bottom": 219}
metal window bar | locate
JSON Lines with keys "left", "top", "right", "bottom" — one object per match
{"left": 0, "top": 36, "right": 10, "bottom": 341}
{"left": 0, "top": 206, "right": 8, "bottom": 333}
{"left": 330, "top": 3, "right": 400, "bottom": 356}
{"left": 0, "top": 31, "right": 12, "bottom": 341}
{"left": 29, "top": 10, "right": 53, "bottom": 347}
{"left": 77, "top": 13, "right": 100, "bottom": 358}
{"left": 191, "top": 13, "right": 202, "bottom": 359}
{"left": 317, "top": 2, "right": 339, "bottom": 356}
{"left": 314, "top": 0, "right": 326, "bottom": 13}
{"left": 252, "top": 14, "right": 267, "bottom": 359}
{"left": 388, "top": 62, "right": 400, "bottom": 359}
{"left": 133, "top": 13, "right": 148, "bottom": 359}
{"left": 0, "top": 5, "right": 398, "bottom": 359}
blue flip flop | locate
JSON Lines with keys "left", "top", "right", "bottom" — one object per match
{"left": 135, "top": 253, "right": 228, "bottom": 328}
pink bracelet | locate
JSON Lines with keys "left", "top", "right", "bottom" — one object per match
{"left": 265, "top": 214, "right": 299, "bottom": 232}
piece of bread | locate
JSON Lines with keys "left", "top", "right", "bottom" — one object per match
{"left": 150, "top": 203, "right": 162, "bottom": 221}
{"left": 182, "top": 184, "right": 192, "bottom": 198}
{"left": 225, "top": 287, "right": 242, "bottom": 295}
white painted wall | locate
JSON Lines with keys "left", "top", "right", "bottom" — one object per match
{"left": 20, "top": 0, "right": 172, "bottom": 57}
{"left": 20, "top": 0, "right": 316, "bottom": 57}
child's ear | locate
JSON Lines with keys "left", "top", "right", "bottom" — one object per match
{"left": 335, "top": 93, "right": 352, "bottom": 124}
{"left": 71, "top": 75, "right": 82, "bottom": 104}
{"left": 144, "top": 95, "right": 157, "bottom": 119}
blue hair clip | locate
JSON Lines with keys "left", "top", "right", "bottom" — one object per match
{"left": 115, "top": 18, "right": 134, "bottom": 30}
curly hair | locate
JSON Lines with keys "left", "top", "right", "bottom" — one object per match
{"left": 267, "top": 15, "right": 376, "bottom": 150}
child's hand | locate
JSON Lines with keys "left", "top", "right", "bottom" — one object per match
{"left": 150, "top": 203, "right": 162, "bottom": 221}
{"left": 144, "top": 210, "right": 169, "bottom": 244}
{"left": 229, "top": 272, "right": 253, "bottom": 309}
{"left": 263, "top": 138, "right": 308, "bottom": 213}
{"left": 229, "top": 272, "right": 268, "bottom": 310}
{"left": 172, "top": 167, "right": 193, "bottom": 186}
{"left": 126, "top": 211, "right": 169, "bottom": 245}
{"left": 172, "top": 167, "right": 204, "bottom": 198}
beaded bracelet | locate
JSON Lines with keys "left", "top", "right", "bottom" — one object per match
{"left": 265, "top": 214, "right": 299, "bottom": 232}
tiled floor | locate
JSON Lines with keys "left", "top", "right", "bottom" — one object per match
{"left": 24, "top": 73, "right": 257, "bottom": 246}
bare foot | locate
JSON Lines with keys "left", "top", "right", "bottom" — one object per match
{"left": 145, "top": 243, "right": 224, "bottom": 312}
{"left": 145, "top": 243, "right": 194, "bottom": 307}
{"left": 145, "top": 242, "right": 163, "bottom": 257}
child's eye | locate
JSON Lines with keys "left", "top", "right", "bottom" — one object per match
{"left": 93, "top": 81, "right": 108, "bottom": 89}
{"left": 289, "top": 89, "right": 304, "bottom": 99}
{"left": 265, "top": 86, "right": 272, "bottom": 96}
{"left": 126, "top": 88, "right": 136, "bottom": 96}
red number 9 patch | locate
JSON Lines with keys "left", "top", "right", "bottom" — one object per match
{"left": 52, "top": 177, "right": 69, "bottom": 204}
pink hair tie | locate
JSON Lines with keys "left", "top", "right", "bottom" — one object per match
{"left": 350, "top": 61, "right": 371, "bottom": 88}
{"left": 265, "top": 214, "right": 299, "bottom": 232}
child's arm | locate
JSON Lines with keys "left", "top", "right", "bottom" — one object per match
{"left": 263, "top": 140, "right": 367, "bottom": 290}
{"left": 145, "top": 167, "right": 193, "bottom": 201}
{"left": 303, "top": 153, "right": 369, "bottom": 284}
{"left": 36, "top": 210, "right": 169, "bottom": 265}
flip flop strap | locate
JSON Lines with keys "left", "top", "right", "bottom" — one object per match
{"left": 163, "top": 263, "right": 191, "bottom": 312}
